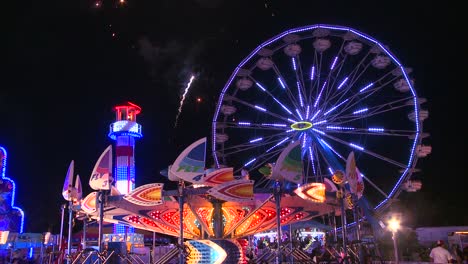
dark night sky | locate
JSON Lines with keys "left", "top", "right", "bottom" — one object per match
{"left": 2, "top": 1, "right": 466, "bottom": 233}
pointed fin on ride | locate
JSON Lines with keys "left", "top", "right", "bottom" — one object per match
{"left": 89, "top": 145, "right": 113, "bottom": 191}
{"left": 271, "top": 141, "right": 303, "bottom": 184}
{"left": 62, "top": 160, "right": 74, "bottom": 201}
{"left": 169, "top": 137, "right": 206, "bottom": 182}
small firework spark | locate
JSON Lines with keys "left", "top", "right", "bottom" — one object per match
{"left": 174, "top": 75, "right": 196, "bottom": 128}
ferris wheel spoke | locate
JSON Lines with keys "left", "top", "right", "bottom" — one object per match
{"left": 323, "top": 127, "right": 417, "bottom": 138}
{"left": 221, "top": 132, "right": 292, "bottom": 157}
{"left": 292, "top": 56, "right": 307, "bottom": 108}
{"left": 317, "top": 131, "right": 408, "bottom": 169}
{"left": 224, "top": 95, "right": 295, "bottom": 123}
{"left": 326, "top": 95, "right": 415, "bottom": 125}
{"left": 247, "top": 75, "right": 298, "bottom": 116}
{"left": 220, "top": 121, "right": 289, "bottom": 131}
{"left": 272, "top": 64, "right": 304, "bottom": 110}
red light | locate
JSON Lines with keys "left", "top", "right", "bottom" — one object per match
{"left": 196, "top": 97, "right": 202, "bottom": 103}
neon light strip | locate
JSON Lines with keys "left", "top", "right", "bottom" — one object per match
{"left": 314, "top": 81, "right": 327, "bottom": 107}
{"left": 330, "top": 56, "right": 338, "bottom": 70}
{"left": 353, "top": 108, "right": 368, "bottom": 114}
{"left": 359, "top": 83, "right": 374, "bottom": 93}
{"left": 277, "top": 77, "right": 286, "bottom": 89}
{"left": 337, "top": 77, "right": 349, "bottom": 90}
{"left": 350, "top": 143, "right": 364, "bottom": 151}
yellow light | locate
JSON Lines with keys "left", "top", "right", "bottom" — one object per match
{"left": 388, "top": 218, "right": 400, "bottom": 233}
{"left": 290, "top": 121, "right": 313, "bottom": 131}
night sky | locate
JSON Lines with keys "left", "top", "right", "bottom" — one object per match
{"left": 2, "top": 1, "right": 465, "bottom": 233}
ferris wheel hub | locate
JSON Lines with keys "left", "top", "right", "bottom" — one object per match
{"left": 290, "top": 121, "right": 313, "bottom": 131}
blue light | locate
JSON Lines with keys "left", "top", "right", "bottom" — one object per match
{"left": 349, "top": 143, "right": 364, "bottom": 151}
{"left": 326, "top": 126, "right": 355, "bottom": 130}
{"left": 368, "top": 127, "right": 384, "bottom": 132}
{"left": 353, "top": 108, "right": 368, "bottom": 114}
{"left": 295, "top": 109, "right": 304, "bottom": 120}
{"left": 310, "top": 66, "right": 315, "bottom": 80}
{"left": 108, "top": 121, "right": 142, "bottom": 140}
{"left": 277, "top": 77, "right": 286, "bottom": 89}
{"left": 0, "top": 146, "right": 25, "bottom": 233}
{"left": 266, "top": 137, "right": 289, "bottom": 152}
{"left": 261, "top": 123, "right": 287, "bottom": 127}
{"left": 249, "top": 138, "right": 263, "bottom": 143}
{"left": 337, "top": 77, "right": 349, "bottom": 90}
{"left": 272, "top": 97, "right": 293, "bottom": 114}
{"left": 314, "top": 81, "right": 327, "bottom": 107}
{"left": 292, "top": 57, "right": 297, "bottom": 71}
{"left": 330, "top": 56, "right": 338, "bottom": 70}
{"left": 238, "top": 122, "right": 251, "bottom": 126}
{"left": 324, "top": 99, "right": 349, "bottom": 116}
{"left": 310, "top": 110, "right": 321, "bottom": 121}
{"left": 244, "top": 158, "right": 257, "bottom": 167}
{"left": 297, "top": 81, "right": 304, "bottom": 107}
{"left": 254, "top": 105, "right": 267, "bottom": 112}
{"left": 255, "top": 82, "right": 267, "bottom": 92}
{"left": 359, "top": 83, "right": 374, "bottom": 93}
{"left": 312, "top": 120, "right": 327, "bottom": 125}
{"left": 308, "top": 147, "right": 316, "bottom": 175}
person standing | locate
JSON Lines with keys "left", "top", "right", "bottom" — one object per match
{"left": 430, "top": 240, "right": 454, "bottom": 263}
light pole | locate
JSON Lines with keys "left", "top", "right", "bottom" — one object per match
{"left": 387, "top": 217, "right": 400, "bottom": 264}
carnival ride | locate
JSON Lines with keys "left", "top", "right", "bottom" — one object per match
{"left": 65, "top": 24, "right": 430, "bottom": 263}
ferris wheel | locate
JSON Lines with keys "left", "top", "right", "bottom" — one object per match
{"left": 211, "top": 24, "right": 430, "bottom": 212}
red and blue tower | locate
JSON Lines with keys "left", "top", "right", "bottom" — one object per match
{"left": 108, "top": 102, "right": 142, "bottom": 234}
